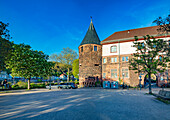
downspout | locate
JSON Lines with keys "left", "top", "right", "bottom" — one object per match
{"left": 118, "top": 40, "right": 120, "bottom": 82}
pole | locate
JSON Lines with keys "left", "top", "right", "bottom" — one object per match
{"left": 67, "top": 68, "right": 69, "bottom": 82}
{"left": 118, "top": 40, "right": 120, "bottom": 83}
{"left": 49, "top": 76, "right": 51, "bottom": 90}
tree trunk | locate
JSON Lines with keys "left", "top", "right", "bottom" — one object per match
{"left": 28, "top": 78, "right": 30, "bottom": 90}
{"left": 67, "top": 68, "right": 69, "bottom": 82}
{"left": 148, "top": 73, "right": 152, "bottom": 94}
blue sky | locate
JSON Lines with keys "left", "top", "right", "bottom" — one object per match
{"left": 0, "top": 0, "right": 170, "bottom": 56}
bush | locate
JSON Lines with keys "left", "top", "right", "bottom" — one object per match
{"left": 95, "top": 81, "right": 101, "bottom": 86}
{"left": 30, "top": 83, "right": 38, "bottom": 88}
{"left": 37, "top": 79, "right": 42, "bottom": 82}
{"left": 12, "top": 84, "right": 19, "bottom": 89}
{"left": 54, "top": 83, "right": 58, "bottom": 85}
{"left": 37, "top": 83, "right": 45, "bottom": 88}
{"left": 17, "top": 81, "right": 27, "bottom": 89}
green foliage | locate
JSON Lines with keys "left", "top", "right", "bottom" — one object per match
{"left": 12, "top": 81, "right": 45, "bottom": 89}
{"left": 129, "top": 35, "right": 169, "bottom": 74}
{"left": 72, "top": 59, "right": 79, "bottom": 79}
{"left": 129, "top": 35, "right": 169, "bottom": 93}
{"left": 54, "top": 82, "right": 58, "bottom": 85}
{"left": 74, "top": 80, "right": 79, "bottom": 84}
{"left": 17, "top": 81, "right": 27, "bottom": 89}
{"left": 37, "top": 79, "right": 42, "bottom": 82}
{"left": 0, "top": 21, "right": 13, "bottom": 71}
{"left": 50, "top": 47, "right": 78, "bottom": 75}
{"left": 5, "top": 43, "right": 55, "bottom": 89}
{"left": 153, "top": 14, "right": 170, "bottom": 34}
{"left": 50, "top": 47, "right": 78, "bottom": 82}
{"left": 95, "top": 81, "right": 101, "bottom": 86}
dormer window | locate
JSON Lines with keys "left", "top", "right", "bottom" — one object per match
{"left": 94, "top": 46, "right": 97, "bottom": 51}
{"left": 81, "top": 46, "right": 83, "bottom": 52}
{"left": 110, "top": 46, "right": 117, "bottom": 53}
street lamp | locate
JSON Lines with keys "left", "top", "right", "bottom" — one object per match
{"left": 123, "top": 72, "right": 125, "bottom": 89}
{"left": 139, "top": 73, "right": 142, "bottom": 90}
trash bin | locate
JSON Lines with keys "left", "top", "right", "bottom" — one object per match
{"left": 103, "top": 81, "right": 110, "bottom": 88}
{"left": 111, "top": 81, "right": 119, "bottom": 89}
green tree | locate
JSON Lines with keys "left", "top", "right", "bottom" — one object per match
{"left": 50, "top": 47, "right": 78, "bottom": 82}
{"left": 52, "top": 62, "right": 68, "bottom": 76}
{"left": 0, "top": 21, "right": 13, "bottom": 71}
{"left": 153, "top": 14, "right": 170, "bottom": 34}
{"left": 6, "top": 43, "right": 54, "bottom": 89}
{"left": 129, "top": 35, "right": 169, "bottom": 94}
{"left": 72, "top": 59, "right": 79, "bottom": 79}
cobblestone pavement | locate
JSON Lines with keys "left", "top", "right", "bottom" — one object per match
{"left": 0, "top": 88, "right": 169, "bottom": 120}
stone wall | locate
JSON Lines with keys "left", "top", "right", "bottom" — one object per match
{"left": 79, "top": 44, "right": 102, "bottom": 87}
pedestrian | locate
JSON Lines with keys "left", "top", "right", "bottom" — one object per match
{"left": 3, "top": 79, "right": 9, "bottom": 89}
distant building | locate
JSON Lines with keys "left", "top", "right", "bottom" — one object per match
{"left": 0, "top": 71, "right": 11, "bottom": 80}
{"left": 79, "top": 19, "right": 169, "bottom": 87}
{"left": 60, "top": 74, "right": 67, "bottom": 80}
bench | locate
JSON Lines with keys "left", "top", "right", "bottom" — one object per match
{"left": 155, "top": 90, "right": 170, "bottom": 100}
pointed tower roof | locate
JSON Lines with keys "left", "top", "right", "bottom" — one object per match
{"left": 80, "top": 19, "right": 100, "bottom": 46}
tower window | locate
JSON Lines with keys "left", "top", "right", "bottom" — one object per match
{"left": 94, "top": 64, "right": 99, "bottom": 66}
{"left": 94, "top": 46, "right": 97, "bottom": 51}
{"left": 81, "top": 46, "right": 83, "bottom": 52}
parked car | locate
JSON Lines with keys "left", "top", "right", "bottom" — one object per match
{"left": 57, "top": 83, "right": 77, "bottom": 89}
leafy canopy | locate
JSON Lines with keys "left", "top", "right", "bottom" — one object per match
{"left": 129, "top": 35, "right": 169, "bottom": 75}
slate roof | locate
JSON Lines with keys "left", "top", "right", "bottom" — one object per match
{"left": 80, "top": 20, "right": 100, "bottom": 46}
{"left": 102, "top": 26, "right": 159, "bottom": 43}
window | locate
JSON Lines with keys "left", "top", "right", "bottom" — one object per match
{"left": 122, "top": 56, "right": 128, "bottom": 62}
{"left": 94, "top": 46, "right": 97, "bottom": 51}
{"left": 122, "top": 57, "right": 125, "bottom": 62}
{"left": 103, "top": 58, "right": 106, "bottom": 63}
{"left": 159, "top": 56, "right": 162, "bottom": 61}
{"left": 122, "top": 68, "right": 129, "bottom": 78}
{"left": 111, "top": 69, "right": 117, "bottom": 78}
{"left": 81, "top": 47, "right": 83, "bottom": 52}
{"left": 110, "top": 46, "right": 117, "bottom": 53}
{"left": 94, "top": 64, "right": 99, "bottom": 66}
{"left": 111, "top": 57, "right": 117, "bottom": 62}
{"left": 103, "top": 73, "right": 106, "bottom": 78}
{"left": 126, "top": 56, "right": 129, "bottom": 61}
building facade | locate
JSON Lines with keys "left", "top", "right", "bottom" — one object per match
{"left": 79, "top": 21, "right": 170, "bottom": 87}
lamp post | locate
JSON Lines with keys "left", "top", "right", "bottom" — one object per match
{"left": 49, "top": 76, "right": 51, "bottom": 90}
{"left": 123, "top": 72, "right": 124, "bottom": 89}
{"left": 139, "top": 73, "right": 142, "bottom": 90}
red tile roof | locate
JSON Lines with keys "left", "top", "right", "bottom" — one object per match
{"left": 102, "top": 26, "right": 159, "bottom": 43}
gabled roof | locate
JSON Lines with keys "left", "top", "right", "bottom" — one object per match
{"left": 80, "top": 20, "right": 100, "bottom": 46}
{"left": 102, "top": 26, "right": 160, "bottom": 44}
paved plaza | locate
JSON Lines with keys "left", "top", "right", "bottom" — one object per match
{"left": 0, "top": 88, "right": 169, "bottom": 120}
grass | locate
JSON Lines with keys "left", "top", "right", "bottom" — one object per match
{"left": 156, "top": 97, "right": 170, "bottom": 104}
{"left": 0, "top": 91, "right": 14, "bottom": 94}
{"left": 144, "top": 93, "right": 155, "bottom": 95}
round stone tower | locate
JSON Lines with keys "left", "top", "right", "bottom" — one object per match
{"left": 79, "top": 19, "right": 102, "bottom": 87}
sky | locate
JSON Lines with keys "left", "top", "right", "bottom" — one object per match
{"left": 0, "top": 0, "right": 170, "bottom": 56}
